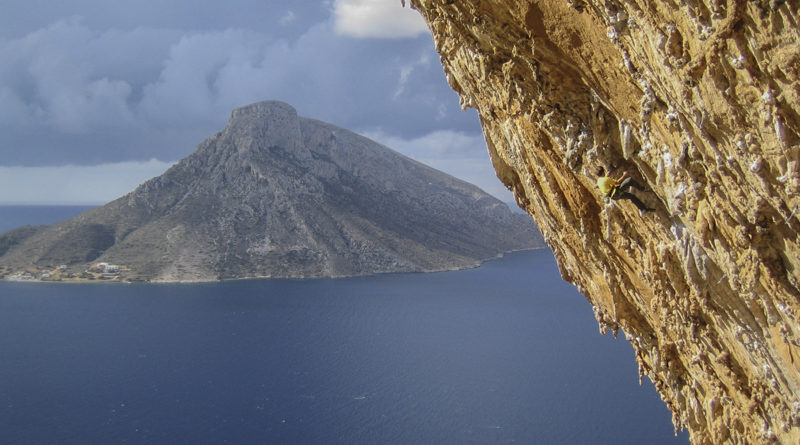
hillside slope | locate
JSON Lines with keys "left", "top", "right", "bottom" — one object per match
{"left": 0, "top": 101, "right": 543, "bottom": 282}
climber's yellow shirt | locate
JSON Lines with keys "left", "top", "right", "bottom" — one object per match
{"left": 597, "top": 176, "right": 617, "bottom": 196}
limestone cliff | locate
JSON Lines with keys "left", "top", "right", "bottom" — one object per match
{"left": 408, "top": 1, "right": 800, "bottom": 443}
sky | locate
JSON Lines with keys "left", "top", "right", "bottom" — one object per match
{"left": 0, "top": 0, "right": 511, "bottom": 204}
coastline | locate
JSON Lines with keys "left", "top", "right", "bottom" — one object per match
{"left": 0, "top": 247, "right": 545, "bottom": 285}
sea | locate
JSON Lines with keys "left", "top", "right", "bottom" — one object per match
{"left": 0, "top": 206, "right": 690, "bottom": 444}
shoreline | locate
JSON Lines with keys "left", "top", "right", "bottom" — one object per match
{"left": 0, "top": 247, "right": 545, "bottom": 285}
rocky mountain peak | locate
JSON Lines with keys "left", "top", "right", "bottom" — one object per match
{"left": 221, "top": 100, "right": 309, "bottom": 162}
{"left": 229, "top": 100, "right": 297, "bottom": 121}
{"left": 0, "top": 101, "right": 544, "bottom": 283}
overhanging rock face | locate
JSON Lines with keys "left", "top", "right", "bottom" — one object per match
{"left": 409, "top": 1, "right": 800, "bottom": 443}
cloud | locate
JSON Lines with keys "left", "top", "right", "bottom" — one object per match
{"left": 0, "top": 18, "right": 177, "bottom": 132}
{"left": 364, "top": 128, "right": 493, "bottom": 159}
{"left": 0, "top": 2, "right": 500, "bottom": 205}
{"left": 137, "top": 28, "right": 278, "bottom": 128}
{"left": 0, "top": 16, "right": 475, "bottom": 166}
{"left": 0, "top": 159, "right": 176, "bottom": 204}
{"left": 394, "top": 52, "right": 431, "bottom": 99}
{"left": 333, "top": 0, "right": 429, "bottom": 38}
{"left": 280, "top": 11, "right": 297, "bottom": 26}
{"left": 0, "top": 1, "right": 329, "bottom": 40}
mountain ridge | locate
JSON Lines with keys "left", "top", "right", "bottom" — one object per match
{"left": 0, "top": 100, "right": 543, "bottom": 282}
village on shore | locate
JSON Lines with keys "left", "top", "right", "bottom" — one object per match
{"left": 1, "top": 262, "right": 129, "bottom": 282}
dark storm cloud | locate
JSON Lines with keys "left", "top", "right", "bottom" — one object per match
{"left": 0, "top": 1, "right": 479, "bottom": 167}
{"left": 0, "top": 1, "right": 508, "bottom": 203}
{"left": 0, "top": 0, "right": 327, "bottom": 39}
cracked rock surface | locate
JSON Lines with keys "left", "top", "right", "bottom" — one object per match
{"left": 409, "top": 1, "right": 800, "bottom": 443}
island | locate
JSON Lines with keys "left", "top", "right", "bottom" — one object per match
{"left": 0, "top": 101, "right": 544, "bottom": 283}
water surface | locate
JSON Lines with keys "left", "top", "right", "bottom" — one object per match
{"left": 0, "top": 206, "right": 689, "bottom": 444}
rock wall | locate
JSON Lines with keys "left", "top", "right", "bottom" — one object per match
{"left": 408, "top": 0, "right": 800, "bottom": 443}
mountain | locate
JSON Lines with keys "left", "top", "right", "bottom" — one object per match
{"left": 0, "top": 101, "right": 543, "bottom": 282}
{"left": 408, "top": 1, "right": 800, "bottom": 443}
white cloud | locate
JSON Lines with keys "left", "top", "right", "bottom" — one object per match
{"left": 280, "top": 10, "right": 297, "bottom": 26}
{"left": 333, "top": 0, "right": 429, "bottom": 38}
{"left": 137, "top": 29, "right": 269, "bottom": 126}
{"left": 394, "top": 52, "right": 430, "bottom": 99}
{"left": 0, "top": 159, "right": 176, "bottom": 204}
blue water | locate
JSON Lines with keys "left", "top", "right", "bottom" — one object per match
{"left": 0, "top": 207, "right": 689, "bottom": 444}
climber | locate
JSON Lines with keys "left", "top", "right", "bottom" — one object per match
{"left": 596, "top": 167, "right": 654, "bottom": 215}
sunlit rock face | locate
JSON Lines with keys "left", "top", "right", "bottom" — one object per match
{"left": 409, "top": 1, "right": 800, "bottom": 443}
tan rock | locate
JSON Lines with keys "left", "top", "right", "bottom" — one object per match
{"left": 409, "top": 0, "right": 800, "bottom": 443}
